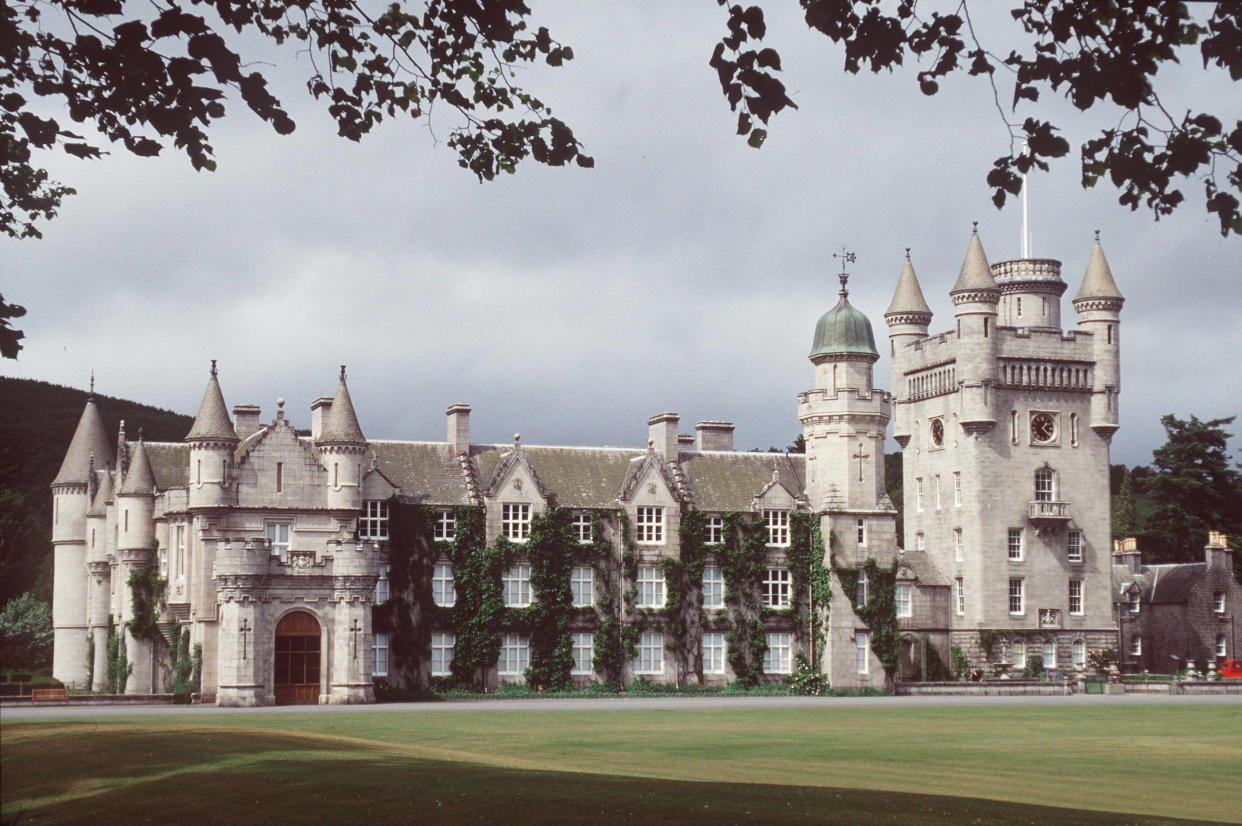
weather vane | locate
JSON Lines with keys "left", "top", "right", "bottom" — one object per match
{"left": 832, "top": 247, "right": 856, "bottom": 295}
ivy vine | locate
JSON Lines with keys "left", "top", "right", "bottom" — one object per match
{"left": 784, "top": 512, "right": 831, "bottom": 668}
{"left": 105, "top": 614, "right": 128, "bottom": 694}
{"left": 169, "top": 622, "right": 194, "bottom": 697}
{"left": 591, "top": 512, "right": 631, "bottom": 687}
{"left": 977, "top": 628, "right": 1050, "bottom": 661}
{"left": 720, "top": 511, "right": 768, "bottom": 685}
{"left": 834, "top": 554, "right": 900, "bottom": 683}
{"left": 127, "top": 558, "right": 166, "bottom": 641}
{"left": 381, "top": 499, "right": 438, "bottom": 689}
{"left": 84, "top": 631, "right": 95, "bottom": 690}
{"left": 524, "top": 508, "right": 576, "bottom": 690}
{"left": 447, "top": 506, "right": 511, "bottom": 688}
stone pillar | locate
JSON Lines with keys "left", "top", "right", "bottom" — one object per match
{"left": 328, "top": 541, "right": 377, "bottom": 704}
{"left": 87, "top": 561, "right": 111, "bottom": 692}
{"left": 117, "top": 548, "right": 154, "bottom": 694}
{"left": 216, "top": 595, "right": 264, "bottom": 707}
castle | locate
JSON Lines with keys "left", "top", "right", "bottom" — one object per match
{"left": 50, "top": 230, "right": 1129, "bottom": 704}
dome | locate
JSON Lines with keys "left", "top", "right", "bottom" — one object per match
{"left": 810, "top": 294, "right": 879, "bottom": 360}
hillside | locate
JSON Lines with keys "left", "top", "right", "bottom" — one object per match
{"left": 0, "top": 377, "right": 193, "bottom": 605}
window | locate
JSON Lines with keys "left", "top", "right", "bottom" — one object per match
{"left": 1070, "top": 413, "right": 1079, "bottom": 446}
{"left": 1214, "top": 591, "right": 1226, "bottom": 613}
{"left": 764, "top": 632, "right": 792, "bottom": 674}
{"left": 1034, "top": 467, "right": 1055, "bottom": 502}
{"left": 1130, "top": 635, "right": 1142, "bottom": 657}
{"left": 434, "top": 508, "right": 455, "bottom": 541}
{"left": 572, "top": 632, "right": 594, "bottom": 675}
{"left": 267, "top": 523, "right": 290, "bottom": 563}
{"left": 360, "top": 500, "right": 389, "bottom": 540}
{"left": 855, "top": 632, "right": 870, "bottom": 674}
{"left": 706, "top": 515, "right": 724, "bottom": 545}
{"left": 763, "top": 568, "right": 791, "bottom": 608}
{"left": 915, "top": 478, "right": 924, "bottom": 511}
{"left": 275, "top": 462, "right": 284, "bottom": 493}
{"left": 1010, "top": 410, "right": 1019, "bottom": 445}
{"left": 635, "top": 631, "right": 664, "bottom": 674}
{"left": 954, "top": 529, "right": 964, "bottom": 562}
{"left": 572, "top": 512, "right": 593, "bottom": 543}
{"left": 571, "top": 566, "right": 594, "bottom": 607}
{"left": 502, "top": 503, "right": 532, "bottom": 541}
{"left": 1016, "top": 296, "right": 1023, "bottom": 318}
{"left": 1042, "top": 640, "right": 1056, "bottom": 669}
{"left": 175, "top": 525, "right": 187, "bottom": 577}
{"left": 702, "top": 566, "right": 725, "bottom": 610}
{"left": 431, "top": 633, "right": 455, "bottom": 676}
{"left": 1067, "top": 530, "right": 1083, "bottom": 563}
{"left": 896, "top": 585, "right": 912, "bottom": 618}
{"left": 953, "top": 472, "right": 962, "bottom": 506}
{"left": 502, "top": 565, "right": 531, "bottom": 607}
{"left": 856, "top": 517, "right": 868, "bottom": 546}
{"left": 158, "top": 546, "right": 167, "bottom": 577}
{"left": 636, "top": 507, "right": 664, "bottom": 544}
{"left": 1068, "top": 579, "right": 1083, "bottom": 615}
{"left": 498, "top": 634, "right": 529, "bottom": 675}
{"left": 1216, "top": 634, "right": 1227, "bottom": 658}
{"left": 702, "top": 632, "right": 725, "bottom": 674}
{"left": 930, "top": 417, "right": 945, "bottom": 447}
{"left": 855, "top": 571, "right": 869, "bottom": 609}
{"left": 1012, "top": 639, "right": 1026, "bottom": 669}
{"left": 916, "top": 532, "right": 926, "bottom": 551}
{"left": 433, "top": 564, "right": 456, "bottom": 607}
{"left": 333, "top": 462, "right": 339, "bottom": 487}
{"left": 1128, "top": 587, "right": 1141, "bottom": 615}
{"left": 636, "top": 566, "right": 665, "bottom": 608}
{"left": 374, "top": 564, "right": 390, "bottom": 604}
{"left": 1008, "top": 528, "right": 1023, "bottom": 561}
{"left": 765, "top": 510, "right": 790, "bottom": 547}
{"left": 1008, "top": 578, "right": 1025, "bottom": 615}
{"left": 372, "top": 632, "right": 389, "bottom": 677}
{"left": 1072, "top": 639, "right": 1086, "bottom": 669}
{"left": 954, "top": 577, "right": 965, "bottom": 616}
{"left": 934, "top": 475, "right": 942, "bottom": 509}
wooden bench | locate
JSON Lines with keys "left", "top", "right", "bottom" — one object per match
{"left": 30, "top": 687, "right": 69, "bottom": 704}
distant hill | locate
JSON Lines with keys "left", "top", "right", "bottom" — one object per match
{"left": 0, "top": 377, "right": 193, "bottom": 605}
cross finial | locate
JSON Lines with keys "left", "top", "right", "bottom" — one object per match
{"left": 210, "top": 359, "right": 217, "bottom": 377}
{"left": 971, "top": 220, "right": 979, "bottom": 234}
{"left": 832, "top": 247, "right": 856, "bottom": 298}
{"left": 904, "top": 247, "right": 911, "bottom": 259}
{"left": 1094, "top": 228, "right": 1100, "bottom": 242}
{"left": 89, "top": 370, "right": 95, "bottom": 396}
{"left": 340, "top": 364, "right": 347, "bottom": 381}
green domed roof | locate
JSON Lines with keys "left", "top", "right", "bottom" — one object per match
{"left": 810, "top": 294, "right": 879, "bottom": 359}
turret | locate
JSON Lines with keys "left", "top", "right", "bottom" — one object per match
{"left": 316, "top": 366, "right": 367, "bottom": 511}
{"left": 1072, "top": 235, "right": 1124, "bottom": 438}
{"left": 85, "top": 466, "right": 113, "bottom": 691}
{"left": 185, "top": 360, "right": 239, "bottom": 509}
{"left": 116, "top": 436, "right": 157, "bottom": 693}
{"left": 991, "top": 258, "right": 1066, "bottom": 329}
{"left": 50, "top": 385, "right": 113, "bottom": 687}
{"left": 883, "top": 251, "right": 933, "bottom": 447}
{"left": 950, "top": 228, "right": 1000, "bottom": 433}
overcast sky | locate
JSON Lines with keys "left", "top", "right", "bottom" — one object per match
{"left": 2, "top": 3, "right": 1239, "bottom": 468}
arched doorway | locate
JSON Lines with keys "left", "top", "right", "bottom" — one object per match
{"left": 899, "top": 635, "right": 923, "bottom": 682}
{"left": 274, "top": 611, "right": 321, "bottom": 705}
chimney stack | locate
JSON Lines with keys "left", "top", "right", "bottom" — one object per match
{"left": 695, "top": 421, "right": 735, "bottom": 452}
{"left": 310, "top": 397, "right": 333, "bottom": 440}
{"left": 1113, "top": 536, "right": 1141, "bottom": 574}
{"left": 647, "top": 413, "right": 680, "bottom": 459}
{"left": 447, "top": 404, "right": 471, "bottom": 456}
{"left": 1205, "top": 531, "right": 1232, "bottom": 570}
{"left": 233, "top": 404, "right": 262, "bottom": 440}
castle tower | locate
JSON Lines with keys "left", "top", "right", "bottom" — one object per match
{"left": 185, "top": 360, "right": 239, "bottom": 509}
{"left": 884, "top": 251, "right": 933, "bottom": 447}
{"left": 798, "top": 266, "right": 897, "bottom": 688}
{"left": 50, "top": 386, "right": 113, "bottom": 687}
{"left": 951, "top": 229, "right": 1001, "bottom": 433}
{"left": 84, "top": 466, "right": 114, "bottom": 691}
{"left": 116, "top": 436, "right": 157, "bottom": 693}
{"left": 316, "top": 366, "right": 367, "bottom": 512}
{"left": 1072, "top": 237, "right": 1124, "bottom": 439}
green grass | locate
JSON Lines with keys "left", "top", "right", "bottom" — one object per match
{"left": 3, "top": 705, "right": 1240, "bottom": 824}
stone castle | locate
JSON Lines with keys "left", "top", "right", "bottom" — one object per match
{"left": 50, "top": 230, "right": 1149, "bottom": 704}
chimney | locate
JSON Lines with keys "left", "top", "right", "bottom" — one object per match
{"left": 695, "top": 421, "right": 735, "bottom": 452}
{"left": 1205, "top": 531, "right": 1232, "bottom": 570}
{"left": 447, "top": 404, "right": 471, "bottom": 456}
{"left": 677, "top": 433, "right": 696, "bottom": 452}
{"left": 310, "top": 397, "right": 333, "bottom": 440}
{"left": 647, "top": 412, "right": 680, "bottom": 459}
{"left": 1113, "top": 536, "right": 1141, "bottom": 574}
{"left": 233, "top": 404, "right": 262, "bottom": 440}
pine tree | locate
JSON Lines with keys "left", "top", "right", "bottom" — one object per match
{"left": 1111, "top": 470, "right": 1142, "bottom": 540}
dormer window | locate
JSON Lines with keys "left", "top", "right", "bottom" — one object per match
{"left": 764, "top": 510, "right": 789, "bottom": 547}
{"left": 1128, "top": 587, "right": 1141, "bottom": 615}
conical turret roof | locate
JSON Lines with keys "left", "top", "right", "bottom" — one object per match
{"left": 885, "top": 253, "right": 932, "bottom": 316}
{"left": 87, "top": 468, "right": 114, "bottom": 516}
{"left": 186, "top": 362, "right": 238, "bottom": 442}
{"left": 1074, "top": 239, "right": 1124, "bottom": 302}
{"left": 317, "top": 368, "right": 367, "bottom": 444}
{"left": 53, "top": 395, "right": 114, "bottom": 486}
{"left": 951, "top": 230, "right": 999, "bottom": 293}
{"left": 119, "top": 438, "right": 156, "bottom": 495}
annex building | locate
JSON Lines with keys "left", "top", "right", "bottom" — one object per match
{"left": 51, "top": 231, "right": 1135, "bottom": 704}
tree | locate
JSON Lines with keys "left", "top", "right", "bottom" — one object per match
{"left": 1144, "top": 414, "right": 1242, "bottom": 563}
{"left": 2, "top": 0, "right": 591, "bottom": 240}
{"left": 0, "top": 294, "right": 25, "bottom": 359}
{"left": 1111, "top": 469, "right": 1142, "bottom": 540}
{"left": 710, "top": 1, "right": 1242, "bottom": 235}
{"left": 0, "top": 592, "right": 53, "bottom": 671}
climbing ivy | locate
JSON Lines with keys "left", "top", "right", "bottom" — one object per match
{"left": 720, "top": 511, "right": 768, "bottom": 685}
{"left": 448, "top": 507, "right": 511, "bottom": 688}
{"left": 84, "top": 631, "right": 95, "bottom": 690}
{"left": 834, "top": 554, "right": 900, "bottom": 684}
{"left": 785, "top": 513, "right": 831, "bottom": 668}
{"left": 191, "top": 642, "right": 203, "bottom": 693}
{"left": 127, "top": 559, "right": 166, "bottom": 640}
{"left": 977, "top": 628, "right": 1049, "bottom": 661}
{"left": 662, "top": 510, "right": 710, "bottom": 685}
{"left": 169, "top": 622, "right": 194, "bottom": 697}
{"left": 524, "top": 508, "right": 576, "bottom": 690}
{"left": 383, "top": 500, "right": 437, "bottom": 689}
{"left": 592, "top": 512, "right": 631, "bottom": 687}
{"left": 105, "top": 615, "right": 128, "bottom": 694}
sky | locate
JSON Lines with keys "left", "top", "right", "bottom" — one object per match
{"left": 2, "top": 3, "right": 1239, "bottom": 468}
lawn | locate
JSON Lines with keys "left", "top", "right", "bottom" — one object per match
{"left": 2, "top": 704, "right": 1240, "bottom": 824}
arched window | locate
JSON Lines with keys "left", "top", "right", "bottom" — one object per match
{"left": 1072, "top": 639, "right": 1086, "bottom": 669}
{"left": 1034, "top": 467, "right": 1055, "bottom": 502}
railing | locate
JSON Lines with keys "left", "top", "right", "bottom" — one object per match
{"left": 1029, "top": 500, "right": 1070, "bottom": 520}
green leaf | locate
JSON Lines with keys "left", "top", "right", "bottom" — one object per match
{"left": 747, "top": 128, "right": 766, "bottom": 148}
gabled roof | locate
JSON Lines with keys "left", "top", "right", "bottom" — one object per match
{"left": 1073, "top": 239, "right": 1124, "bottom": 302}
{"left": 53, "top": 396, "right": 114, "bottom": 486}
{"left": 483, "top": 441, "right": 550, "bottom": 500}
{"left": 317, "top": 372, "right": 366, "bottom": 444}
{"left": 186, "top": 369, "right": 238, "bottom": 442}
{"left": 677, "top": 451, "right": 806, "bottom": 512}
{"left": 619, "top": 449, "right": 683, "bottom": 503}
{"left": 119, "top": 439, "right": 156, "bottom": 495}
{"left": 950, "top": 230, "right": 999, "bottom": 293}
{"left": 895, "top": 549, "right": 948, "bottom": 586}
{"left": 885, "top": 253, "right": 933, "bottom": 317}
{"left": 1148, "top": 563, "right": 1206, "bottom": 604}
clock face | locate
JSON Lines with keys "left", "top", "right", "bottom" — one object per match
{"left": 930, "top": 418, "right": 945, "bottom": 447}
{"left": 1031, "top": 413, "right": 1057, "bottom": 444}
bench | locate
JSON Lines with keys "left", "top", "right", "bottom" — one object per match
{"left": 30, "top": 687, "right": 69, "bottom": 704}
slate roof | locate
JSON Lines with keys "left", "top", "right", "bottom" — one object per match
{"left": 369, "top": 441, "right": 475, "bottom": 506}
{"left": 677, "top": 451, "right": 806, "bottom": 512}
{"left": 896, "top": 549, "right": 949, "bottom": 586}
{"left": 53, "top": 397, "right": 114, "bottom": 486}
{"left": 1112, "top": 562, "right": 1206, "bottom": 605}
{"left": 477, "top": 444, "right": 643, "bottom": 508}
{"left": 186, "top": 375, "right": 238, "bottom": 441}
{"left": 143, "top": 443, "right": 190, "bottom": 490}
{"left": 1074, "top": 240, "right": 1124, "bottom": 302}
{"left": 885, "top": 254, "right": 933, "bottom": 317}
{"left": 318, "top": 378, "right": 366, "bottom": 444}
{"left": 119, "top": 440, "right": 156, "bottom": 495}
{"left": 87, "top": 469, "right": 114, "bottom": 516}
{"left": 950, "top": 231, "right": 999, "bottom": 293}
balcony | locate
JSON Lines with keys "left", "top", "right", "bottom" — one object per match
{"left": 1029, "top": 500, "right": 1071, "bottom": 521}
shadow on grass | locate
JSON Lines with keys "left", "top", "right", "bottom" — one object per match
{"left": 0, "top": 725, "right": 1202, "bottom": 826}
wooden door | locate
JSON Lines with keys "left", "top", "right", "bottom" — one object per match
{"left": 274, "top": 611, "right": 321, "bottom": 705}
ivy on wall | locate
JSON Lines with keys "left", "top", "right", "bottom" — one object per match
{"left": 169, "top": 622, "right": 194, "bottom": 696}
{"left": 84, "top": 631, "right": 95, "bottom": 690}
{"left": 834, "top": 554, "right": 900, "bottom": 684}
{"left": 720, "top": 512, "right": 768, "bottom": 685}
{"left": 977, "top": 628, "right": 1050, "bottom": 661}
{"left": 382, "top": 499, "right": 437, "bottom": 689}
{"left": 784, "top": 513, "right": 831, "bottom": 668}
{"left": 661, "top": 511, "right": 708, "bottom": 686}
{"left": 524, "top": 509, "right": 576, "bottom": 690}
{"left": 127, "top": 559, "right": 165, "bottom": 641}
{"left": 105, "top": 614, "right": 128, "bottom": 694}
{"left": 592, "top": 512, "right": 632, "bottom": 687}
